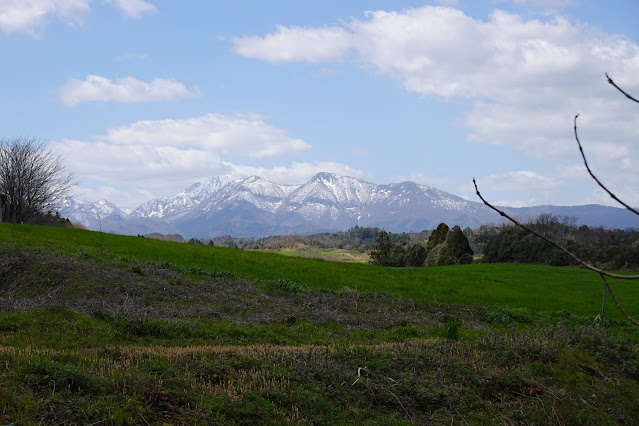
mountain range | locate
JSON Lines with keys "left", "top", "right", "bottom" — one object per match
{"left": 60, "top": 172, "right": 638, "bottom": 239}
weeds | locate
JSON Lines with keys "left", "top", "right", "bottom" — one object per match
{"left": 147, "top": 259, "right": 237, "bottom": 280}
{"left": 482, "top": 305, "right": 534, "bottom": 327}
{"left": 268, "top": 278, "right": 309, "bottom": 293}
{"left": 441, "top": 317, "right": 460, "bottom": 340}
{"left": 2, "top": 225, "right": 639, "bottom": 424}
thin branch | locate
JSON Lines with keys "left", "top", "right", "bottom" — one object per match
{"left": 472, "top": 178, "right": 639, "bottom": 280}
{"left": 574, "top": 114, "right": 639, "bottom": 216}
{"left": 606, "top": 73, "right": 639, "bottom": 105}
{"left": 600, "top": 273, "right": 639, "bottom": 326}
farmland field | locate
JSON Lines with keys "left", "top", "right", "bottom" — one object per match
{"left": 1, "top": 222, "right": 638, "bottom": 424}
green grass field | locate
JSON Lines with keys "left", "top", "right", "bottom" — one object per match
{"left": 272, "top": 247, "right": 371, "bottom": 263}
{"left": 2, "top": 222, "right": 639, "bottom": 424}
{"left": 2, "top": 222, "right": 637, "bottom": 319}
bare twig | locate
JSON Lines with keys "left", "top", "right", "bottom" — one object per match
{"left": 472, "top": 179, "right": 639, "bottom": 280}
{"left": 606, "top": 73, "right": 639, "bottom": 105}
{"left": 600, "top": 273, "right": 639, "bottom": 326}
{"left": 574, "top": 114, "right": 639, "bottom": 216}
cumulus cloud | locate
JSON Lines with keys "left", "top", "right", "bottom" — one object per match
{"left": 230, "top": 161, "right": 366, "bottom": 185}
{"left": 0, "top": 0, "right": 90, "bottom": 35}
{"left": 103, "top": 113, "right": 311, "bottom": 158}
{"left": 0, "top": 0, "right": 156, "bottom": 35}
{"left": 54, "top": 113, "right": 315, "bottom": 207}
{"left": 57, "top": 138, "right": 232, "bottom": 208}
{"left": 233, "top": 25, "right": 353, "bottom": 63}
{"left": 234, "top": 5, "right": 639, "bottom": 206}
{"left": 59, "top": 75, "right": 198, "bottom": 106}
{"left": 102, "top": 0, "right": 157, "bottom": 19}
{"left": 236, "top": 6, "right": 639, "bottom": 99}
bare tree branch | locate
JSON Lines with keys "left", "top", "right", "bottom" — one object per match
{"left": 472, "top": 178, "right": 639, "bottom": 280}
{"left": 606, "top": 72, "right": 639, "bottom": 105}
{"left": 574, "top": 114, "right": 639, "bottom": 216}
{"left": 473, "top": 74, "right": 639, "bottom": 326}
{"left": 600, "top": 273, "right": 639, "bottom": 326}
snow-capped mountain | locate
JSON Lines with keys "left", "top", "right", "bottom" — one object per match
{"left": 61, "top": 172, "right": 638, "bottom": 238}
{"left": 129, "top": 174, "right": 247, "bottom": 220}
{"left": 60, "top": 199, "right": 129, "bottom": 230}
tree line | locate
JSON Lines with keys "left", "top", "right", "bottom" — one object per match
{"left": 369, "top": 223, "right": 474, "bottom": 267}
{"left": 205, "top": 226, "right": 424, "bottom": 251}
{"left": 470, "top": 213, "right": 639, "bottom": 269}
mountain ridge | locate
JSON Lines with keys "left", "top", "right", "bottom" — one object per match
{"left": 61, "top": 172, "right": 638, "bottom": 238}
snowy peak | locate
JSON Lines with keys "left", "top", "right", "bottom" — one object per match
{"left": 129, "top": 197, "right": 172, "bottom": 219}
{"left": 232, "top": 176, "right": 298, "bottom": 199}
{"left": 183, "top": 174, "right": 246, "bottom": 200}
{"left": 63, "top": 172, "right": 489, "bottom": 236}
{"left": 130, "top": 174, "right": 247, "bottom": 219}
{"left": 59, "top": 172, "right": 638, "bottom": 239}
{"left": 60, "top": 198, "right": 128, "bottom": 229}
{"left": 289, "top": 173, "right": 378, "bottom": 206}
{"left": 61, "top": 198, "right": 127, "bottom": 218}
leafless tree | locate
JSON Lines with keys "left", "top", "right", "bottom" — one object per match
{"left": 473, "top": 74, "right": 639, "bottom": 326}
{"left": 0, "top": 137, "right": 75, "bottom": 224}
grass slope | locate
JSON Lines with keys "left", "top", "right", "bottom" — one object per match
{"left": 1, "top": 223, "right": 639, "bottom": 424}
{"left": 2, "top": 223, "right": 638, "bottom": 319}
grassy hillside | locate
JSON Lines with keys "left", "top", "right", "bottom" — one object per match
{"left": 1, "top": 223, "right": 639, "bottom": 424}
{"left": 2, "top": 223, "right": 638, "bottom": 319}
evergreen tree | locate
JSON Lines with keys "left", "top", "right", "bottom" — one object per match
{"left": 406, "top": 244, "right": 427, "bottom": 267}
{"left": 370, "top": 230, "right": 393, "bottom": 266}
{"left": 436, "top": 225, "right": 474, "bottom": 265}
{"left": 426, "top": 223, "right": 450, "bottom": 253}
{"left": 426, "top": 223, "right": 474, "bottom": 266}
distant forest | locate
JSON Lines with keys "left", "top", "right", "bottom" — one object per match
{"left": 467, "top": 214, "right": 639, "bottom": 270}
{"left": 188, "top": 215, "right": 639, "bottom": 269}
{"left": 190, "top": 226, "right": 424, "bottom": 253}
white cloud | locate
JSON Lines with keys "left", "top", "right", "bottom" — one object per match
{"left": 0, "top": 0, "right": 90, "bottom": 35}
{"left": 103, "top": 0, "right": 156, "bottom": 19}
{"left": 55, "top": 140, "right": 357, "bottom": 208}
{"left": 59, "top": 75, "right": 198, "bottom": 106}
{"left": 103, "top": 113, "right": 311, "bottom": 158}
{"left": 234, "top": 5, "right": 639, "bottom": 206}
{"left": 0, "top": 0, "right": 155, "bottom": 36}
{"left": 582, "top": 186, "right": 639, "bottom": 209}
{"left": 230, "top": 161, "right": 366, "bottom": 185}
{"left": 233, "top": 7, "right": 639, "bottom": 101}
{"left": 233, "top": 25, "right": 353, "bottom": 63}
{"left": 478, "top": 170, "right": 563, "bottom": 192}
{"left": 57, "top": 138, "right": 232, "bottom": 208}
{"left": 53, "top": 113, "right": 315, "bottom": 207}
{"left": 391, "top": 172, "right": 459, "bottom": 188}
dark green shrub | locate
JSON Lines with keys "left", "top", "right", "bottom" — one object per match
{"left": 441, "top": 317, "right": 460, "bottom": 340}
{"left": 27, "top": 359, "right": 105, "bottom": 393}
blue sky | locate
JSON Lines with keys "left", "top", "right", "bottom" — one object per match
{"left": 1, "top": 0, "right": 639, "bottom": 210}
